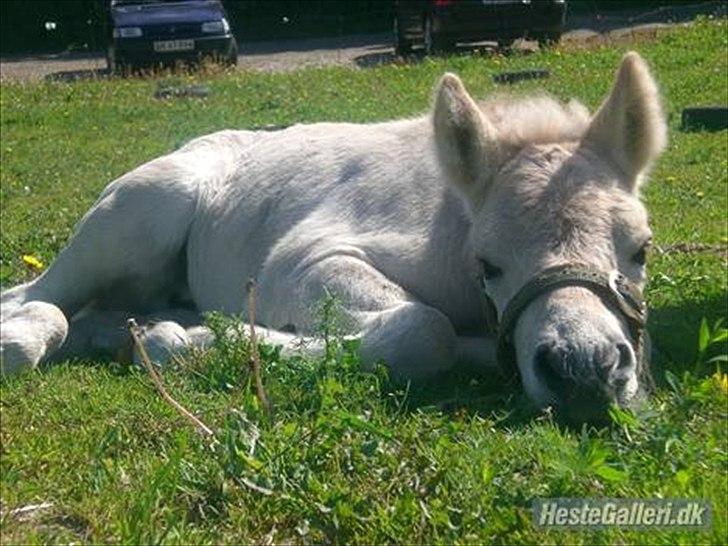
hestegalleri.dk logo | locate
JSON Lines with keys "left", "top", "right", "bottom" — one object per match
{"left": 532, "top": 498, "right": 711, "bottom": 529}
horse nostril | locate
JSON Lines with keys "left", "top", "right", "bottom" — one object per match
{"left": 616, "top": 343, "right": 634, "bottom": 372}
{"left": 594, "top": 343, "right": 634, "bottom": 384}
{"left": 534, "top": 342, "right": 571, "bottom": 393}
{"left": 535, "top": 343, "right": 561, "bottom": 371}
{"left": 609, "top": 342, "right": 635, "bottom": 388}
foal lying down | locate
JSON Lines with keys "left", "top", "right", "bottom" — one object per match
{"left": 1, "top": 52, "right": 665, "bottom": 422}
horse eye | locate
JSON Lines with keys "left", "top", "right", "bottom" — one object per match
{"left": 479, "top": 258, "right": 503, "bottom": 280}
{"left": 632, "top": 243, "right": 650, "bottom": 266}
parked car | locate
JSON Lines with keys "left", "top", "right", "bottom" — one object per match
{"left": 393, "top": 0, "right": 567, "bottom": 55}
{"left": 106, "top": 0, "right": 238, "bottom": 73}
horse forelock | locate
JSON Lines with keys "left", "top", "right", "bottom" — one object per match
{"left": 478, "top": 95, "right": 591, "bottom": 147}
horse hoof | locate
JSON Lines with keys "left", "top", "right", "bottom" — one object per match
{"left": 0, "top": 302, "right": 68, "bottom": 375}
{"left": 132, "top": 321, "right": 190, "bottom": 368}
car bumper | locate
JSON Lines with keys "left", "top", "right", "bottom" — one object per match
{"left": 112, "top": 34, "right": 237, "bottom": 66}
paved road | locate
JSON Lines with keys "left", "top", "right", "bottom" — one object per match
{"left": 0, "top": 2, "right": 723, "bottom": 82}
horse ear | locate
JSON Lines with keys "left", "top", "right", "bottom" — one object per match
{"left": 433, "top": 73, "right": 500, "bottom": 210}
{"left": 583, "top": 52, "right": 667, "bottom": 191}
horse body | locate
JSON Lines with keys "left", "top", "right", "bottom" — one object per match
{"left": 0, "top": 52, "right": 667, "bottom": 422}
{"left": 1, "top": 118, "right": 489, "bottom": 378}
{"left": 183, "top": 120, "right": 481, "bottom": 331}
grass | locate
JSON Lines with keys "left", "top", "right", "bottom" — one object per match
{"left": 1, "top": 18, "right": 727, "bottom": 545}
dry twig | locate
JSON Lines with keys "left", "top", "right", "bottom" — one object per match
{"left": 5, "top": 502, "right": 54, "bottom": 521}
{"left": 246, "top": 279, "right": 272, "bottom": 417}
{"left": 127, "top": 318, "right": 214, "bottom": 437}
{"left": 656, "top": 242, "right": 726, "bottom": 256}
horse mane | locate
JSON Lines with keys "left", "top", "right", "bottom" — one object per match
{"left": 477, "top": 95, "right": 592, "bottom": 147}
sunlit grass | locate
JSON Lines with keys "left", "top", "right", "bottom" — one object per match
{"left": 1, "top": 18, "right": 726, "bottom": 545}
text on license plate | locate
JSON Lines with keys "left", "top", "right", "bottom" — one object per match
{"left": 153, "top": 39, "right": 194, "bottom": 52}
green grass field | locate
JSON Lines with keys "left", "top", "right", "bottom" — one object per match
{"left": 1, "top": 19, "right": 726, "bottom": 545}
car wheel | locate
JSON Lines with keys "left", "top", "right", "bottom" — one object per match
{"left": 424, "top": 16, "right": 448, "bottom": 55}
{"left": 226, "top": 42, "right": 238, "bottom": 66}
{"left": 106, "top": 46, "right": 117, "bottom": 75}
{"left": 107, "top": 47, "right": 132, "bottom": 76}
{"left": 393, "top": 16, "right": 412, "bottom": 55}
{"left": 497, "top": 39, "right": 512, "bottom": 51}
{"left": 537, "top": 32, "right": 561, "bottom": 48}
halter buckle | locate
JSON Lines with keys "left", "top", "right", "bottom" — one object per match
{"left": 608, "top": 270, "right": 646, "bottom": 322}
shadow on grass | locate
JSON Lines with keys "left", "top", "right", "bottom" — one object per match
{"left": 19, "top": 293, "right": 724, "bottom": 433}
{"left": 648, "top": 291, "right": 727, "bottom": 382}
{"left": 44, "top": 68, "right": 109, "bottom": 82}
{"left": 385, "top": 291, "right": 726, "bottom": 428}
{"left": 352, "top": 41, "right": 535, "bottom": 69}
{"left": 42, "top": 61, "right": 231, "bottom": 83}
{"left": 380, "top": 364, "right": 538, "bottom": 430}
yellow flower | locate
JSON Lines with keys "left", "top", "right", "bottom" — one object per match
{"left": 22, "top": 254, "right": 44, "bottom": 270}
{"left": 714, "top": 371, "right": 728, "bottom": 394}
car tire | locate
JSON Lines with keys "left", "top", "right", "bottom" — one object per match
{"left": 226, "top": 42, "right": 238, "bottom": 66}
{"left": 537, "top": 32, "right": 561, "bottom": 48}
{"left": 497, "top": 39, "right": 512, "bottom": 51}
{"left": 106, "top": 46, "right": 117, "bottom": 75}
{"left": 424, "top": 16, "right": 449, "bottom": 55}
{"left": 107, "top": 47, "right": 132, "bottom": 76}
{"left": 393, "top": 17, "right": 413, "bottom": 56}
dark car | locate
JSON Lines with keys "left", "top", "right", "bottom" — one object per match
{"left": 394, "top": 0, "right": 567, "bottom": 55}
{"left": 107, "top": 0, "right": 238, "bottom": 73}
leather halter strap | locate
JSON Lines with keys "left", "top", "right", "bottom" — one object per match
{"left": 482, "top": 264, "right": 648, "bottom": 378}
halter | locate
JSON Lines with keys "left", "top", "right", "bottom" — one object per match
{"left": 481, "top": 264, "right": 651, "bottom": 387}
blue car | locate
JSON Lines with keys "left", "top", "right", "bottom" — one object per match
{"left": 107, "top": 0, "right": 238, "bottom": 73}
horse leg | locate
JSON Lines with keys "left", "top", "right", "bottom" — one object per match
{"left": 0, "top": 160, "right": 200, "bottom": 373}
{"left": 48, "top": 309, "right": 133, "bottom": 364}
{"left": 119, "top": 251, "right": 464, "bottom": 378}
{"left": 42, "top": 307, "right": 202, "bottom": 367}
{"left": 121, "top": 299, "right": 496, "bottom": 380}
{"left": 255, "top": 254, "right": 463, "bottom": 380}
{"left": 0, "top": 302, "right": 68, "bottom": 375}
{"left": 128, "top": 319, "right": 314, "bottom": 366}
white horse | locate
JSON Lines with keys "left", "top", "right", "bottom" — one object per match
{"left": 0, "top": 52, "right": 665, "bottom": 422}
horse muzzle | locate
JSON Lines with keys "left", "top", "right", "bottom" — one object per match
{"left": 481, "top": 263, "right": 653, "bottom": 422}
{"left": 532, "top": 332, "right": 639, "bottom": 421}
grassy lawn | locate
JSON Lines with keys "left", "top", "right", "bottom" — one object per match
{"left": 1, "top": 19, "right": 726, "bottom": 545}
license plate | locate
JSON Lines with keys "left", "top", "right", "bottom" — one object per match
{"left": 153, "top": 39, "right": 194, "bottom": 52}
